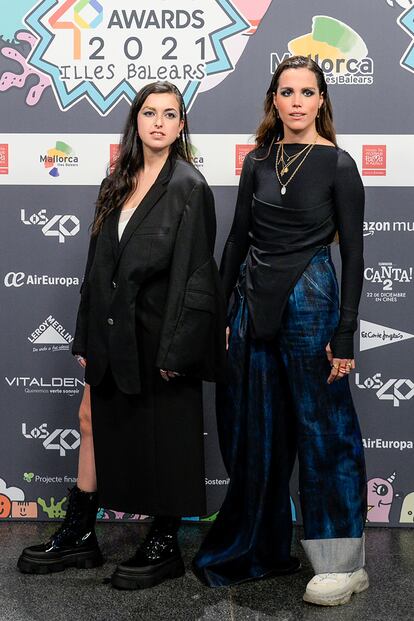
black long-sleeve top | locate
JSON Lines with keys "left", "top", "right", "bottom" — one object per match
{"left": 220, "top": 143, "right": 365, "bottom": 359}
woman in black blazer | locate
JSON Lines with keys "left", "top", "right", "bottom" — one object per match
{"left": 18, "top": 82, "right": 226, "bottom": 590}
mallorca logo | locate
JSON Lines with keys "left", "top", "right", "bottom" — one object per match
{"left": 190, "top": 145, "right": 205, "bottom": 170}
{"left": 22, "top": 0, "right": 268, "bottom": 115}
{"left": 271, "top": 16, "right": 374, "bottom": 85}
{"left": 40, "top": 140, "right": 78, "bottom": 177}
{"left": 360, "top": 320, "right": 414, "bottom": 351}
{"left": 28, "top": 315, "right": 74, "bottom": 353}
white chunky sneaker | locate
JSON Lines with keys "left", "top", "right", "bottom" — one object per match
{"left": 303, "top": 568, "right": 369, "bottom": 606}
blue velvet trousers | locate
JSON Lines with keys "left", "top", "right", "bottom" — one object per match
{"left": 194, "top": 248, "right": 367, "bottom": 587}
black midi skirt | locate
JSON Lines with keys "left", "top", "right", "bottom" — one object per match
{"left": 90, "top": 319, "right": 206, "bottom": 517}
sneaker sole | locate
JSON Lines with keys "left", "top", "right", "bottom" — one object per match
{"left": 303, "top": 575, "right": 369, "bottom": 606}
{"left": 17, "top": 550, "right": 104, "bottom": 575}
{"left": 111, "top": 557, "right": 185, "bottom": 590}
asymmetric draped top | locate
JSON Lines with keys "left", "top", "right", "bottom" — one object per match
{"left": 220, "top": 143, "right": 365, "bottom": 359}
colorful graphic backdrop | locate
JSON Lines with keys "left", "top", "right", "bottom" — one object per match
{"left": 1, "top": 0, "right": 414, "bottom": 527}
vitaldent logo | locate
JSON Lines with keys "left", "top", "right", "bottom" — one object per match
{"left": 40, "top": 140, "right": 79, "bottom": 178}
{"left": 5, "top": 377, "right": 84, "bottom": 396}
{"left": 28, "top": 316, "right": 74, "bottom": 353}
{"left": 271, "top": 16, "right": 374, "bottom": 85}
{"left": 360, "top": 320, "right": 414, "bottom": 351}
{"left": 355, "top": 372, "right": 414, "bottom": 407}
{"left": 20, "top": 208, "right": 80, "bottom": 243}
{"left": 4, "top": 272, "right": 79, "bottom": 288}
{"left": 22, "top": 423, "right": 80, "bottom": 457}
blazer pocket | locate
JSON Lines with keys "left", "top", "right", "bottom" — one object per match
{"left": 134, "top": 226, "right": 170, "bottom": 237}
{"left": 183, "top": 290, "right": 215, "bottom": 313}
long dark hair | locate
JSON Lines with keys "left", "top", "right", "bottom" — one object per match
{"left": 255, "top": 55, "right": 337, "bottom": 154}
{"left": 92, "top": 81, "right": 192, "bottom": 235}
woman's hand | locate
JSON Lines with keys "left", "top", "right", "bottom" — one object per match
{"left": 226, "top": 327, "right": 230, "bottom": 351}
{"left": 159, "top": 369, "right": 181, "bottom": 382}
{"left": 75, "top": 355, "right": 87, "bottom": 368}
{"left": 325, "top": 343, "right": 355, "bottom": 384}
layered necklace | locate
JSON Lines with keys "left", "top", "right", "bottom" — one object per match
{"left": 275, "top": 133, "right": 319, "bottom": 195}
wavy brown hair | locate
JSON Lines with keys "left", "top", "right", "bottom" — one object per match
{"left": 255, "top": 55, "right": 337, "bottom": 154}
{"left": 92, "top": 81, "right": 192, "bottom": 235}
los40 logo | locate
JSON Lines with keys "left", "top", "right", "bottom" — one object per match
{"left": 22, "top": 423, "right": 80, "bottom": 456}
{"left": 355, "top": 373, "right": 414, "bottom": 407}
{"left": 20, "top": 209, "right": 80, "bottom": 243}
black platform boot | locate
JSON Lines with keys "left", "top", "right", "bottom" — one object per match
{"left": 17, "top": 486, "right": 104, "bottom": 574}
{"left": 111, "top": 516, "right": 184, "bottom": 589}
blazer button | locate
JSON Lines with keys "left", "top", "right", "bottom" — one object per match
{"left": 107, "top": 318, "right": 114, "bottom": 326}
{"left": 112, "top": 281, "right": 117, "bottom": 289}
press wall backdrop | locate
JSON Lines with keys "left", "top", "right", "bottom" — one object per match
{"left": 1, "top": 0, "right": 413, "bottom": 527}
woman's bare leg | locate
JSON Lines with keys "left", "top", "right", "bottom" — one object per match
{"left": 77, "top": 384, "right": 97, "bottom": 492}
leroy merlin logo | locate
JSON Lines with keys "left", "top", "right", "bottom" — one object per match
{"left": 28, "top": 315, "right": 74, "bottom": 353}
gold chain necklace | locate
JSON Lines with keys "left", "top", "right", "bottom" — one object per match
{"left": 275, "top": 134, "right": 319, "bottom": 195}
{"left": 278, "top": 142, "right": 311, "bottom": 175}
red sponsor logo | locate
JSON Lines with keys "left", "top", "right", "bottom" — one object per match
{"left": 235, "top": 144, "right": 255, "bottom": 176}
{"left": 362, "top": 145, "right": 386, "bottom": 176}
{"left": 0, "top": 143, "right": 9, "bottom": 175}
{"left": 110, "top": 144, "right": 120, "bottom": 173}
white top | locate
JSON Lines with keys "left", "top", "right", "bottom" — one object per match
{"left": 118, "top": 206, "right": 137, "bottom": 241}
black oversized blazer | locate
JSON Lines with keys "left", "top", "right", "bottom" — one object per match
{"left": 72, "top": 157, "right": 227, "bottom": 394}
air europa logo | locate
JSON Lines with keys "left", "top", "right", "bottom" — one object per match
{"left": 3, "top": 272, "right": 79, "bottom": 288}
{"left": 271, "top": 16, "right": 374, "bottom": 85}
{"left": 24, "top": 0, "right": 255, "bottom": 115}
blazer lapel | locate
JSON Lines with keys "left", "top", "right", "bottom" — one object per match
{"left": 114, "top": 157, "right": 173, "bottom": 266}
{"left": 108, "top": 210, "right": 120, "bottom": 260}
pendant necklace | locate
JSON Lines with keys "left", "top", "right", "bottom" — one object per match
{"left": 275, "top": 133, "right": 319, "bottom": 195}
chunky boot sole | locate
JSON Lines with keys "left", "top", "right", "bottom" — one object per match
{"left": 111, "top": 556, "right": 185, "bottom": 590}
{"left": 303, "top": 572, "right": 369, "bottom": 606}
{"left": 17, "top": 549, "right": 104, "bottom": 575}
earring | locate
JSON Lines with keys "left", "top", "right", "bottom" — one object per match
{"left": 275, "top": 108, "right": 279, "bottom": 119}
